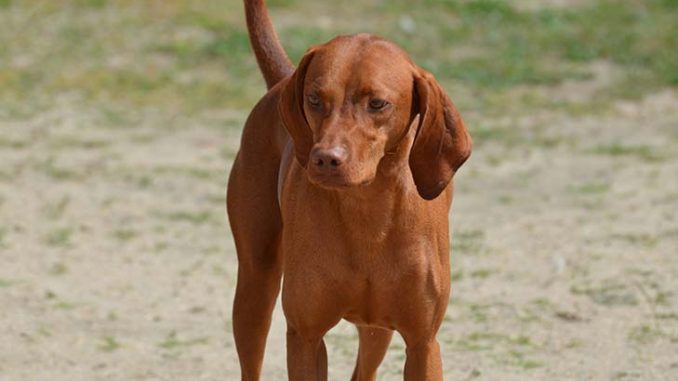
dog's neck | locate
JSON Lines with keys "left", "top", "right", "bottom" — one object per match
{"left": 344, "top": 122, "right": 417, "bottom": 198}
{"left": 321, "top": 138, "right": 425, "bottom": 251}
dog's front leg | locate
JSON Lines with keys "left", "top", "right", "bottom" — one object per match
{"left": 282, "top": 271, "right": 341, "bottom": 381}
{"left": 403, "top": 339, "right": 444, "bottom": 381}
{"left": 286, "top": 328, "right": 328, "bottom": 381}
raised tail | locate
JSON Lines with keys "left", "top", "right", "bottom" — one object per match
{"left": 244, "top": 0, "right": 295, "bottom": 89}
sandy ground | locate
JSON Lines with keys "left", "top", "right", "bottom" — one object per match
{"left": 1, "top": 82, "right": 677, "bottom": 380}
{"left": 0, "top": 1, "right": 677, "bottom": 379}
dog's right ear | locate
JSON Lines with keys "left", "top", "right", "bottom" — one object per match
{"left": 409, "top": 68, "right": 472, "bottom": 200}
{"left": 279, "top": 49, "right": 316, "bottom": 168}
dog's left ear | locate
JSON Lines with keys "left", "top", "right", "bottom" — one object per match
{"left": 278, "top": 48, "right": 316, "bottom": 167}
{"left": 409, "top": 69, "right": 472, "bottom": 200}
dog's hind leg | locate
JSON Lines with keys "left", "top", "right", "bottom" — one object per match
{"left": 228, "top": 158, "right": 282, "bottom": 380}
{"left": 227, "top": 106, "right": 286, "bottom": 380}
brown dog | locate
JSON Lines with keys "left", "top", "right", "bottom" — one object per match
{"left": 227, "top": 1, "right": 472, "bottom": 380}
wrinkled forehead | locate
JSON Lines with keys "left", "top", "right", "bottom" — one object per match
{"left": 305, "top": 35, "right": 414, "bottom": 97}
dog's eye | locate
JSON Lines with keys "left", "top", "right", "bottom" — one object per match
{"left": 307, "top": 94, "right": 321, "bottom": 107}
{"left": 368, "top": 99, "right": 388, "bottom": 111}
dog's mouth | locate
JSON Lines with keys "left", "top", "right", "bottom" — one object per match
{"left": 308, "top": 171, "right": 351, "bottom": 189}
{"left": 307, "top": 170, "right": 373, "bottom": 189}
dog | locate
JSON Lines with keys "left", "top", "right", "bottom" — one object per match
{"left": 227, "top": 1, "right": 472, "bottom": 379}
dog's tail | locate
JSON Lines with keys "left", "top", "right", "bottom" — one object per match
{"left": 244, "top": 0, "right": 294, "bottom": 89}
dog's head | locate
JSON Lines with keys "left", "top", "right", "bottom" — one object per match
{"left": 279, "top": 34, "right": 471, "bottom": 200}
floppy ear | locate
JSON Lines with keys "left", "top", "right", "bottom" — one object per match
{"left": 409, "top": 69, "right": 472, "bottom": 200}
{"left": 278, "top": 49, "right": 316, "bottom": 167}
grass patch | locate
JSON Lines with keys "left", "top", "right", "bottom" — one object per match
{"left": 36, "top": 159, "right": 83, "bottom": 181}
{"left": 628, "top": 324, "right": 678, "bottom": 345}
{"left": 98, "top": 336, "right": 122, "bottom": 352}
{"left": 496, "top": 350, "right": 543, "bottom": 370}
{"left": 0, "top": 137, "right": 28, "bottom": 149}
{"left": 153, "top": 241, "right": 169, "bottom": 253}
{"left": 44, "top": 196, "right": 70, "bottom": 220}
{"left": 453, "top": 330, "right": 542, "bottom": 369}
{"left": 569, "top": 182, "right": 610, "bottom": 195}
{"left": 48, "top": 262, "right": 68, "bottom": 276}
{"left": 160, "top": 210, "right": 213, "bottom": 225}
{"left": 470, "top": 268, "right": 494, "bottom": 279}
{"left": 554, "top": 310, "right": 584, "bottom": 323}
{"left": 471, "top": 123, "right": 575, "bottom": 148}
{"left": 571, "top": 280, "right": 638, "bottom": 306}
{"left": 0, "top": 226, "right": 6, "bottom": 248}
{"left": 610, "top": 233, "right": 659, "bottom": 248}
{"left": 44, "top": 227, "right": 74, "bottom": 247}
{"left": 471, "top": 124, "right": 522, "bottom": 146}
{"left": 456, "top": 332, "right": 534, "bottom": 351}
{"left": 657, "top": 313, "right": 678, "bottom": 321}
{"left": 465, "top": 303, "right": 490, "bottom": 323}
{"left": 48, "top": 136, "right": 111, "bottom": 150}
{"left": 0, "top": 167, "right": 17, "bottom": 182}
{"left": 439, "top": 56, "right": 585, "bottom": 89}
{"left": 268, "top": 0, "right": 298, "bottom": 7}
{"left": 113, "top": 228, "right": 138, "bottom": 242}
{"left": 1, "top": 0, "right": 675, "bottom": 118}
{"left": 147, "top": 166, "right": 219, "bottom": 180}
{"left": 54, "top": 301, "right": 78, "bottom": 310}
{"left": 590, "top": 143, "right": 665, "bottom": 162}
{"left": 45, "top": 291, "right": 79, "bottom": 310}
{"left": 158, "top": 331, "right": 209, "bottom": 349}
{"left": 452, "top": 229, "right": 486, "bottom": 255}
{"left": 437, "top": 0, "right": 677, "bottom": 91}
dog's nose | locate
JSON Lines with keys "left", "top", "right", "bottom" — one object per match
{"left": 311, "top": 146, "right": 348, "bottom": 169}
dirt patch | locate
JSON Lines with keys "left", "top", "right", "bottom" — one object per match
{"left": 1, "top": 86, "right": 676, "bottom": 380}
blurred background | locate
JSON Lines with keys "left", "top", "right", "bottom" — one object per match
{"left": 0, "top": 0, "right": 676, "bottom": 380}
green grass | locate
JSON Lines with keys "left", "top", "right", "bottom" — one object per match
{"left": 54, "top": 301, "right": 79, "bottom": 310}
{"left": 158, "top": 331, "right": 210, "bottom": 349}
{"left": 48, "top": 136, "right": 111, "bottom": 150}
{"left": 611, "top": 233, "right": 659, "bottom": 248}
{"left": 497, "top": 350, "right": 543, "bottom": 370}
{"left": 113, "top": 228, "right": 138, "bottom": 242}
{"left": 160, "top": 210, "right": 213, "bottom": 225}
{"left": 590, "top": 143, "right": 665, "bottom": 162}
{"left": 452, "top": 330, "right": 543, "bottom": 370}
{"left": 0, "top": 0, "right": 675, "bottom": 118}
{"left": 570, "top": 182, "right": 611, "bottom": 195}
{"left": 424, "top": 0, "right": 677, "bottom": 91}
{"left": 571, "top": 280, "right": 639, "bottom": 306}
{"left": 628, "top": 324, "right": 677, "bottom": 345}
{"left": 44, "top": 227, "right": 74, "bottom": 247}
{"left": 456, "top": 332, "right": 535, "bottom": 351}
{"left": 470, "top": 268, "right": 495, "bottom": 279}
{"left": 36, "top": 159, "right": 83, "bottom": 181}
{"left": 44, "top": 196, "right": 71, "bottom": 220}
{"left": 99, "top": 336, "right": 122, "bottom": 352}
{"left": 49, "top": 263, "right": 69, "bottom": 276}
{"left": 0, "top": 137, "right": 28, "bottom": 149}
{"left": 452, "top": 229, "right": 486, "bottom": 255}
{"left": 45, "top": 290, "right": 79, "bottom": 310}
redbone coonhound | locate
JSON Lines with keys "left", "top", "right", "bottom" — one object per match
{"left": 227, "top": 1, "right": 472, "bottom": 380}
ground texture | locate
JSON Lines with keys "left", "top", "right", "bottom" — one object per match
{"left": 0, "top": 1, "right": 677, "bottom": 380}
